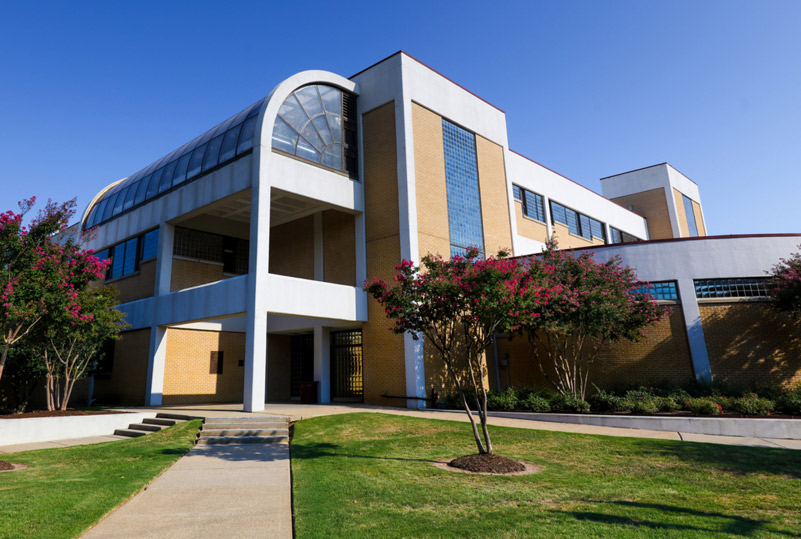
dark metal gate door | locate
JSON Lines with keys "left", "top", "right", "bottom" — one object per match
{"left": 290, "top": 334, "right": 314, "bottom": 399}
{"left": 330, "top": 330, "right": 363, "bottom": 402}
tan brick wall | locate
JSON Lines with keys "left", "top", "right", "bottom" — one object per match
{"left": 170, "top": 258, "right": 232, "bottom": 292}
{"left": 270, "top": 215, "right": 314, "bottom": 280}
{"left": 162, "top": 329, "right": 245, "bottom": 404}
{"left": 361, "top": 101, "right": 407, "bottom": 406}
{"left": 700, "top": 302, "right": 801, "bottom": 389}
{"left": 412, "top": 102, "right": 451, "bottom": 259}
{"left": 112, "top": 260, "right": 156, "bottom": 303}
{"left": 514, "top": 201, "right": 548, "bottom": 243}
{"left": 496, "top": 309, "right": 695, "bottom": 391}
{"left": 476, "top": 135, "right": 513, "bottom": 256}
{"left": 552, "top": 223, "right": 595, "bottom": 249}
{"left": 92, "top": 328, "right": 151, "bottom": 405}
{"left": 673, "top": 188, "right": 689, "bottom": 237}
{"left": 267, "top": 334, "right": 292, "bottom": 402}
{"left": 692, "top": 200, "right": 706, "bottom": 236}
{"left": 323, "top": 210, "right": 356, "bottom": 286}
{"left": 612, "top": 187, "right": 674, "bottom": 240}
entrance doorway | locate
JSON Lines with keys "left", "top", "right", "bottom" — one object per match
{"left": 330, "top": 330, "right": 363, "bottom": 402}
{"left": 289, "top": 334, "right": 314, "bottom": 399}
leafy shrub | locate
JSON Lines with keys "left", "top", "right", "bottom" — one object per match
{"left": 624, "top": 396, "right": 659, "bottom": 414}
{"left": 732, "top": 394, "right": 774, "bottom": 415}
{"left": 776, "top": 391, "right": 801, "bottom": 415}
{"left": 487, "top": 388, "right": 518, "bottom": 411}
{"left": 551, "top": 394, "right": 591, "bottom": 414}
{"left": 714, "top": 395, "right": 737, "bottom": 412}
{"left": 664, "top": 388, "right": 693, "bottom": 406}
{"left": 589, "top": 387, "right": 630, "bottom": 413}
{"left": 686, "top": 397, "right": 723, "bottom": 416}
{"left": 521, "top": 394, "right": 551, "bottom": 412}
{"left": 653, "top": 396, "right": 680, "bottom": 412}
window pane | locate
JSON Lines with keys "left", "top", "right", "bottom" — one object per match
{"left": 219, "top": 123, "right": 242, "bottom": 162}
{"left": 442, "top": 119, "right": 484, "bottom": 256}
{"left": 140, "top": 229, "right": 159, "bottom": 261}
{"left": 524, "top": 191, "right": 544, "bottom": 221}
{"left": 319, "top": 85, "right": 342, "bottom": 115}
{"left": 102, "top": 193, "right": 118, "bottom": 222}
{"left": 299, "top": 120, "right": 324, "bottom": 151}
{"left": 295, "top": 86, "right": 325, "bottom": 118}
{"left": 134, "top": 174, "right": 150, "bottom": 206}
{"left": 513, "top": 185, "right": 522, "bottom": 201}
{"left": 313, "top": 115, "right": 332, "bottom": 145}
{"left": 579, "top": 214, "right": 592, "bottom": 239}
{"left": 172, "top": 153, "right": 192, "bottom": 187}
{"left": 157, "top": 162, "right": 175, "bottom": 194}
{"left": 122, "top": 182, "right": 138, "bottom": 211}
{"left": 683, "top": 194, "right": 699, "bottom": 237}
{"left": 551, "top": 202, "right": 567, "bottom": 225}
{"left": 123, "top": 238, "right": 138, "bottom": 275}
{"left": 321, "top": 144, "right": 342, "bottom": 170}
{"left": 236, "top": 116, "right": 258, "bottom": 154}
{"left": 186, "top": 143, "right": 207, "bottom": 180}
{"left": 296, "top": 136, "right": 320, "bottom": 162}
{"left": 110, "top": 243, "right": 124, "bottom": 279}
{"left": 327, "top": 113, "right": 341, "bottom": 143}
{"left": 278, "top": 94, "right": 308, "bottom": 130}
{"left": 202, "top": 135, "right": 224, "bottom": 172}
{"left": 112, "top": 187, "right": 129, "bottom": 216}
{"left": 272, "top": 117, "right": 298, "bottom": 154}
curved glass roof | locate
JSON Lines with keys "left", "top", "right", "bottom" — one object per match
{"left": 84, "top": 97, "right": 267, "bottom": 229}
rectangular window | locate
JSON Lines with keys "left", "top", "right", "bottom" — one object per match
{"left": 512, "top": 185, "right": 523, "bottom": 201}
{"left": 442, "top": 119, "right": 484, "bottom": 258}
{"left": 694, "top": 278, "right": 769, "bottom": 299}
{"left": 523, "top": 190, "right": 546, "bottom": 222}
{"left": 589, "top": 218, "right": 605, "bottom": 241}
{"left": 579, "top": 214, "right": 592, "bottom": 240}
{"left": 550, "top": 201, "right": 568, "bottom": 226}
{"left": 174, "top": 227, "right": 224, "bottom": 263}
{"left": 110, "top": 243, "right": 125, "bottom": 279}
{"left": 122, "top": 238, "right": 138, "bottom": 275}
{"left": 634, "top": 281, "right": 679, "bottom": 301}
{"left": 564, "top": 207, "right": 580, "bottom": 236}
{"left": 209, "top": 351, "right": 224, "bottom": 375}
{"left": 682, "top": 194, "right": 699, "bottom": 237}
{"left": 610, "top": 226, "right": 640, "bottom": 244}
{"left": 140, "top": 229, "right": 159, "bottom": 261}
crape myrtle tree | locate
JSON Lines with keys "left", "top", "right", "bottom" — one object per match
{"left": 0, "top": 198, "right": 78, "bottom": 383}
{"left": 364, "top": 249, "right": 552, "bottom": 455}
{"left": 768, "top": 246, "right": 801, "bottom": 316}
{"left": 518, "top": 239, "right": 666, "bottom": 400}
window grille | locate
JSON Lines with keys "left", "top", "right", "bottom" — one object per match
{"left": 634, "top": 281, "right": 679, "bottom": 301}
{"left": 174, "top": 227, "right": 224, "bottom": 263}
{"left": 694, "top": 278, "right": 770, "bottom": 299}
{"left": 442, "top": 119, "right": 484, "bottom": 258}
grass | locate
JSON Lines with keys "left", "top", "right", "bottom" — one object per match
{"left": 0, "top": 419, "right": 202, "bottom": 538}
{"left": 291, "top": 413, "right": 801, "bottom": 538}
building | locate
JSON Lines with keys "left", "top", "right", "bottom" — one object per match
{"left": 75, "top": 51, "right": 801, "bottom": 411}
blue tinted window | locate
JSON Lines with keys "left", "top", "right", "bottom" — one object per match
{"left": 123, "top": 238, "right": 138, "bottom": 275}
{"left": 237, "top": 116, "right": 258, "bottom": 154}
{"left": 589, "top": 218, "right": 605, "bottom": 241}
{"left": 579, "top": 214, "right": 592, "bottom": 239}
{"left": 442, "top": 119, "right": 484, "bottom": 257}
{"left": 550, "top": 201, "right": 567, "bottom": 226}
{"left": 186, "top": 143, "right": 207, "bottom": 180}
{"left": 122, "top": 183, "right": 138, "bottom": 211}
{"left": 682, "top": 194, "right": 699, "bottom": 237}
{"left": 159, "top": 162, "right": 177, "bottom": 193}
{"left": 694, "top": 278, "right": 769, "bottom": 299}
{"left": 634, "top": 281, "right": 679, "bottom": 301}
{"left": 202, "top": 135, "right": 224, "bottom": 172}
{"left": 140, "top": 229, "right": 159, "bottom": 261}
{"left": 172, "top": 153, "right": 192, "bottom": 186}
{"left": 134, "top": 175, "right": 150, "bottom": 206}
{"left": 523, "top": 190, "right": 545, "bottom": 222}
{"left": 111, "top": 188, "right": 128, "bottom": 216}
{"left": 512, "top": 185, "right": 522, "bottom": 201}
{"left": 219, "top": 123, "right": 242, "bottom": 162}
{"left": 110, "top": 243, "right": 125, "bottom": 279}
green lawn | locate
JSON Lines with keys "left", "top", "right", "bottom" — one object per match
{"left": 0, "top": 419, "right": 201, "bottom": 539}
{"left": 291, "top": 413, "right": 801, "bottom": 538}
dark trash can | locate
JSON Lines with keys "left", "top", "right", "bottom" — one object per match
{"left": 300, "top": 381, "right": 319, "bottom": 404}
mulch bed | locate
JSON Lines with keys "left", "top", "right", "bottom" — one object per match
{"left": 0, "top": 410, "right": 125, "bottom": 419}
{"left": 448, "top": 453, "right": 526, "bottom": 474}
{"left": 0, "top": 460, "right": 14, "bottom": 472}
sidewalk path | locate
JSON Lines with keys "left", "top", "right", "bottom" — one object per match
{"left": 82, "top": 441, "right": 291, "bottom": 539}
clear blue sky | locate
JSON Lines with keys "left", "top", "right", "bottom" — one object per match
{"left": 1, "top": 0, "right": 799, "bottom": 235}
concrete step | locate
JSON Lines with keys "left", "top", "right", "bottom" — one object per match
{"left": 204, "top": 416, "right": 290, "bottom": 423}
{"left": 143, "top": 418, "right": 177, "bottom": 426}
{"left": 198, "top": 428, "right": 288, "bottom": 438}
{"left": 156, "top": 412, "right": 205, "bottom": 421}
{"left": 114, "top": 428, "right": 148, "bottom": 438}
{"left": 129, "top": 423, "right": 162, "bottom": 432}
{"left": 202, "top": 422, "right": 287, "bottom": 430}
{"left": 196, "top": 435, "right": 289, "bottom": 445}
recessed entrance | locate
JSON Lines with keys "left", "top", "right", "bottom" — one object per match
{"left": 289, "top": 334, "right": 314, "bottom": 399}
{"left": 330, "top": 330, "right": 363, "bottom": 402}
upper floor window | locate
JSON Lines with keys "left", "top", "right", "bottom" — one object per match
{"left": 95, "top": 228, "right": 159, "bottom": 281}
{"left": 694, "top": 278, "right": 769, "bottom": 299}
{"left": 634, "top": 280, "right": 679, "bottom": 301}
{"left": 513, "top": 184, "right": 546, "bottom": 223}
{"left": 272, "top": 85, "right": 358, "bottom": 178}
{"left": 610, "top": 226, "right": 641, "bottom": 244}
{"left": 442, "top": 119, "right": 484, "bottom": 258}
{"left": 682, "top": 194, "right": 699, "bottom": 237}
{"left": 550, "top": 201, "right": 606, "bottom": 242}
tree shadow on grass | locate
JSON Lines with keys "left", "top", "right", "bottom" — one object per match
{"left": 554, "top": 500, "right": 799, "bottom": 537}
{"left": 625, "top": 438, "right": 801, "bottom": 480}
{"left": 291, "top": 441, "right": 436, "bottom": 464}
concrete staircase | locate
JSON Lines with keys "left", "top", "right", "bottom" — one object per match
{"left": 197, "top": 416, "right": 290, "bottom": 445}
{"left": 114, "top": 413, "right": 202, "bottom": 438}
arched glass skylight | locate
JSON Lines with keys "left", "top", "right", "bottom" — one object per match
{"left": 272, "top": 85, "right": 351, "bottom": 172}
{"left": 83, "top": 97, "right": 267, "bottom": 230}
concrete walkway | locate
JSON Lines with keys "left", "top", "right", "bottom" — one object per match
{"left": 82, "top": 430, "right": 291, "bottom": 539}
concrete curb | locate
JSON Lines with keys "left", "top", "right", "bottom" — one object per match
{"left": 449, "top": 410, "right": 801, "bottom": 440}
{"left": 0, "top": 412, "right": 157, "bottom": 445}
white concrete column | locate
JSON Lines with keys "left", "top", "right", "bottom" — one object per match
{"left": 676, "top": 278, "right": 713, "bottom": 384}
{"left": 313, "top": 326, "right": 331, "bottom": 403}
{"left": 244, "top": 150, "right": 271, "bottom": 413}
{"left": 145, "top": 326, "right": 167, "bottom": 405}
{"left": 154, "top": 222, "right": 175, "bottom": 296}
{"left": 314, "top": 212, "right": 324, "bottom": 281}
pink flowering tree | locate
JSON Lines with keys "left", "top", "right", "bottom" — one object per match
{"left": 0, "top": 198, "right": 78, "bottom": 383}
{"left": 364, "top": 249, "right": 551, "bottom": 455}
{"left": 518, "top": 240, "right": 666, "bottom": 400}
{"left": 768, "top": 246, "right": 801, "bottom": 316}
